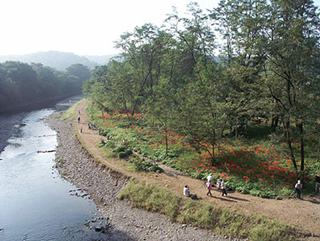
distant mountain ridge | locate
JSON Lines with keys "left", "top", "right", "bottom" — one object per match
{"left": 0, "top": 51, "right": 114, "bottom": 70}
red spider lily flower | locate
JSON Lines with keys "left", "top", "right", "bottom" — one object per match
{"left": 220, "top": 172, "right": 229, "bottom": 179}
{"left": 243, "top": 175, "right": 250, "bottom": 183}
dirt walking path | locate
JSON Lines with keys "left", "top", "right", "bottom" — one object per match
{"left": 76, "top": 100, "right": 320, "bottom": 238}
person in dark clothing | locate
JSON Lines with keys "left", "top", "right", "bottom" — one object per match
{"left": 221, "top": 180, "right": 228, "bottom": 196}
{"left": 295, "top": 180, "right": 302, "bottom": 199}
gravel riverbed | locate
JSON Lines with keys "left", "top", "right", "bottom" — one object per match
{"left": 47, "top": 115, "right": 237, "bottom": 241}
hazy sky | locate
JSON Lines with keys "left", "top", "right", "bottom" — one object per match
{"left": 0, "top": 0, "right": 319, "bottom": 56}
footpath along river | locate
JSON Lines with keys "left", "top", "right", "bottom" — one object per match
{"left": 0, "top": 99, "right": 109, "bottom": 241}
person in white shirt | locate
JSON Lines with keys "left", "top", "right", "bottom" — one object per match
{"left": 216, "top": 178, "right": 222, "bottom": 190}
{"left": 183, "top": 185, "right": 190, "bottom": 197}
{"left": 207, "top": 173, "right": 213, "bottom": 184}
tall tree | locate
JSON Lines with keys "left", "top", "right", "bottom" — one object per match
{"left": 265, "top": 0, "right": 320, "bottom": 173}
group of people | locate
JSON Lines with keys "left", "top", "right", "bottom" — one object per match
{"left": 184, "top": 174, "right": 320, "bottom": 200}
{"left": 206, "top": 174, "right": 227, "bottom": 197}
{"left": 183, "top": 173, "right": 228, "bottom": 199}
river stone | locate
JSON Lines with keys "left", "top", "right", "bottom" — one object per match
{"left": 94, "top": 226, "right": 102, "bottom": 232}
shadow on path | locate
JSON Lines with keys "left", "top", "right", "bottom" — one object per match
{"left": 209, "top": 196, "right": 237, "bottom": 203}
{"left": 226, "top": 196, "right": 250, "bottom": 202}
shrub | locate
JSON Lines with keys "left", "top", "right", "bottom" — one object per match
{"left": 130, "top": 158, "right": 164, "bottom": 173}
{"left": 98, "top": 128, "right": 110, "bottom": 137}
{"left": 118, "top": 151, "right": 129, "bottom": 159}
{"left": 113, "top": 146, "right": 127, "bottom": 153}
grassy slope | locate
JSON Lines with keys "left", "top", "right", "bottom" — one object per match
{"left": 119, "top": 180, "right": 298, "bottom": 241}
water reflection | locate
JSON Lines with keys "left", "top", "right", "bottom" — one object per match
{"left": 0, "top": 109, "right": 108, "bottom": 241}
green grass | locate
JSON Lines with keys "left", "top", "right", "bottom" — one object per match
{"left": 118, "top": 180, "right": 180, "bottom": 220}
{"left": 118, "top": 180, "right": 299, "bottom": 241}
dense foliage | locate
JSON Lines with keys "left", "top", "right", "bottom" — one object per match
{"left": 84, "top": 0, "right": 320, "bottom": 180}
{"left": 0, "top": 62, "right": 90, "bottom": 112}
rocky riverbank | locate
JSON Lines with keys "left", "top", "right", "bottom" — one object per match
{"left": 47, "top": 114, "right": 235, "bottom": 241}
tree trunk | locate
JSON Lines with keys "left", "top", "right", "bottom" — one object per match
{"left": 165, "top": 126, "right": 168, "bottom": 156}
{"left": 271, "top": 115, "right": 279, "bottom": 131}
{"left": 210, "top": 130, "right": 216, "bottom": 166}
{"left": 298, "top": 122, "right": 305, "bottom": 172}
{"left": 285, "top": 120, "right": 298, "bottom": 171}
{"left": 235, "top": 118, "right": 238, "bottom": 139}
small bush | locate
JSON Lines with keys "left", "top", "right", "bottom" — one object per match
{"left": 113, "top": 146, "right": 127, "bottom": 153}
{"left": 125, "top": 149, "right": 133, "bottom": 156}
{"left": 99, "top": 128, "right": 110, "bottom": 137}
{"left": 132, "top": 159, "right": 164, "bottom": 173}
{"left": 118, "top": 151, "right": 129, "bottom": 159}
{"left": 113, "top": 145, "right": 133, "bottom": 159}
{"left": 278, "top": 187, "right": 293, "bottom": 197}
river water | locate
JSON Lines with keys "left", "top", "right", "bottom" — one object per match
{"left": 0, "top": 101, "right": 108, "bottom": 241}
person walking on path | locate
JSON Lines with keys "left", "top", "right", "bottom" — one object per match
{"left": 216, "top": 178, "right": 222, "bottom": 190}
{"left": 221, "top": 180, "right": 228, "bottom": 196}
{"left": 206, "top": 181, "right": 213, "bottom": 196}
{"left": 207, "top": 173, "right": 213, "bottom": 184}
{"left": 295, "top": 180, "right": 303, "bottom": 199}
{"left": 77, "top": 115, "right": 80, "bottom": 124}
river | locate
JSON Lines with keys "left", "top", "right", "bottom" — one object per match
{"left": 0, "top": 99, "right": 108, "bottom": 241}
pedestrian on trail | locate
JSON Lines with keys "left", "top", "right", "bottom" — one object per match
{"left": 183, "top": 185, "right": 191, "bottom": 197}
{"left": 207, "top": 173, "right": 213, "bottom": 184}
{"left": 221, "top": 180, "right": 228, "bottom": 196}
{"left": 206, "top": 181, "right": 213, "bottom": 197}
{"left": 77, "top": 116, "right": 80, "bottom": 124}
{"left": 216, "top": 178, "right": 222, "bottom": 190}
{"left": 295, "top": 180, "right": 303, "bottom": 199}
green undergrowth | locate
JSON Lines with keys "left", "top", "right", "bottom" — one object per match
{"left": 87, "top": 102, "right": 319, "bottom": 198}
{"left": 118, "top": 180, "right": 299, "bottom": 241}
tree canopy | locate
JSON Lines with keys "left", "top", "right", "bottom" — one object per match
{"left": 0, "top": 62, "right": 90, "bottom": 112}
{"left": 84, "top": 0, "right": 320, "bottom": 177}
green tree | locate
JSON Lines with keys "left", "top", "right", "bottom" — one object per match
{"left": 264, "top": 0, "right": 320, "bottom": 173}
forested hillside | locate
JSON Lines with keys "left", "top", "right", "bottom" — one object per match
{"left": 0, "top": 62, "right": 90, "bottom": 112}
{"left": 84, "top": 0, "right": 320, "bottom": 194}
{"left": 0, "top": 51, "right": 111, "bottom": 70}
